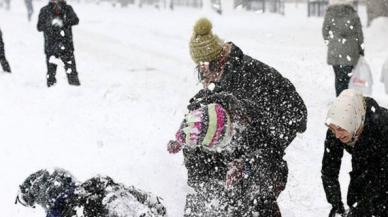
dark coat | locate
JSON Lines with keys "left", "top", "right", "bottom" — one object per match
{"left": 37, "top": 2, "right": 79, "bottom": 56}
{"left": 183, "top": 43, "right": 307, "bottom": 211}
{"left": 321, "top": 97, "right": 388, "bottom": 217}
{"left": 0, "top": 29, "right": 5, "bottom": 57}
{"left": 322, "top": 4, "right": 364, "bottom": 66}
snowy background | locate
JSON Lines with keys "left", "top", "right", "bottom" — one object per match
{"left": 1, "top": 1, "right": 387, "bottom": 216}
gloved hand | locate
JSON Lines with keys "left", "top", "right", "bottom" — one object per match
{"left": 52, "top": 17, "right": 64, "bottom": 27}
{"left": 167, "top": 140, "right": 182, "bottom": 154}
{"left": 225, "top": 159, "right": 245, "bottom": 189}
{"left": 187, "top": 89, "right": 213, "bottom": 111}
{"left": 206, "top": 92, "right": 251, "bottom": 124}
{"left": 329, "top": 202, "right": 346, "bottom": 217}
{"left": 359, "top": 49, "right": 365, "bottom": 56}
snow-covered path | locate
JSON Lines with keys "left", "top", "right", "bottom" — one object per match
{"left": 1, "top": 1, "right": 387, "bottom": 216}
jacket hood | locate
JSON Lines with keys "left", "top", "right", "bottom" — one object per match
{"left": 221, "top": 42, "right": 244, "bottom": 79}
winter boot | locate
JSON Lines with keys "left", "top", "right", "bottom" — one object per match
{"left": 0, "top": 58, "right": 11, "bottom": 73}
{"left": 47, "top": 76, "right": 56, "bottom": 87}
{"left": 67, "top": 73, "right": 80, "bottom": 86}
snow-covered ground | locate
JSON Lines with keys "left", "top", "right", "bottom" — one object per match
{"left": 1, "top": 1, "right": 387, "bottom": 216}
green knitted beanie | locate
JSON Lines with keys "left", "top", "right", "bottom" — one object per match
{"left": 189, "top": 18, "right": 223, "bottom": 64}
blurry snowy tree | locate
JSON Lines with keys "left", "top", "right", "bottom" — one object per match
{"left": 234, "top": 0, "right": 285, "bottom": 14}
{"left": 0, "top": 0, "right": 11, "bottom": 10}
{"left": 366, "top": 0, "right": 388, "bottom": 26}
{"left": 307, "top": 0, "right": 359, "bottom": 17}
{"left": 170, "top": 0, "right": 203, "bottom": 8}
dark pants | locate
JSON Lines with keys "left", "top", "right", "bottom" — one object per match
{"left": 0, "top": 31, "right": 11, "bottom": 73}
{"left": 333, "top": 65, "right": 353, "bottom": 96}
{"left": 184, "top": 157, "right": 286, "bottom": 217}
{"left": 46, "top": 52, "right": 80, "bottom": 87}
{"left": 24, "top": 0, "right": 33, "bottom": 21}
{"left": 184, "top": 180, "right": 282, "bottom": 217}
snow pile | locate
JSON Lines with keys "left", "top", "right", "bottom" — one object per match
{"left": 366, "top": 17, "right": 388, "bottom": 53}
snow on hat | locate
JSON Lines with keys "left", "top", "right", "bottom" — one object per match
{"left": 189, "top": 18, "right": 224, "bottom": 64}
{"left": 176, "top": 103, "right": 233, "bottom": 150}
{"left": 329, "top": 0, "right": 354, "bottom": 5}
{"left": 326, "top": 89, "right": 366, "bottom": 136}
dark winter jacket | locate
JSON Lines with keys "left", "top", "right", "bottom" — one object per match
{"left": 321, "top": 97, "right": 388, "bottom": 217}
{"left": 37, "top": 1, "right": 79, "bottom": 56}
{"left": 322, "top": 4, "right": 364, "bottom": 66}
{"left": 184, "top": 43, "right": 307, "bottom": 193}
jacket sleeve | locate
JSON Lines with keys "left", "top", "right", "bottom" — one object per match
{"left": 378, "top": 107, "right": 388, "bottom": 198}
{"left": 37, "top": 9, "right": 48, "bottom": 32}
{"left": 321, "top": 130, "right": 344, "bottom": 208}
{"left": 63, "top": 6, "right": 79, "bottom": 27}
{"left": 322, "top": 10, "right": 331, "bottom": 41}
{"left": 354, "top": 14, "right": 364, "bottom": 55}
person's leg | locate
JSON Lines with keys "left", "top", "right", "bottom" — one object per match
{"left": 0, "top": 54, "right": 11, "bottom": 73}
{"left": 333, "top": 65, "right": 353, "bottom": 96}
{"left": 46, "top": 55, "right": 57, "bottom": 87}
{"left": 184, "top": 182, "right": 229, "bottom": 217}
{"left": 62, "top": 52, "right": 80, "bottom": 86}
{"left": 0, "top": 32, "right": 11, "bottom": 73}
{"left": 183, "top": 192, "right": 205, "bottom": 217}
{"left": 242, "top": 155, "right": 287, "bottom": 217}
{"left": 244, "top": 195, "right": 281, "bottom": 217}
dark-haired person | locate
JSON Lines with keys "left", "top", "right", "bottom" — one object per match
{"left": 322, "top": 0, "right": 364, "bottom": 96}
{"left": 37, "top": 0, "right": 80, "bottom": 87}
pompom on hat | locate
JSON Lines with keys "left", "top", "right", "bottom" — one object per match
{"left": 175, "top": 103, "right": 233, "bottom": 151}
{"left": 189, "top": 18, "right": 224, "bottom": 64}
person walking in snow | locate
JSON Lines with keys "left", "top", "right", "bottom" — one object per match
{"left": 0, "top": 29, "right": 11, "bottom": 73}
{"left": 25, "top": 0, "right": 34, "bottom": 21}
{"left": 37, "top": 0, "right": 80, "bottom": 87}
{"left": 168, "top": 18, "right": 307, "bottom": 217}
{"left": 322, "top": 0, "right": 364, "bottom": 96}
{"left": 2, "top": 0, "right": 10, "bottom": 10}
{"left": 16, "top": 168, "right": 167, "bottom": 217}
{"left": 322, "top": 89, "right": 388, "bottom": 217}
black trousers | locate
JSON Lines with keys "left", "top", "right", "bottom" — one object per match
{"left": 46, "top": 52, "right": 80, "bottom": 87}
{"left": 333, "top": 65, "right": 354, "bottom": 96}
{"left": 0, "top": 31, "right": 11, "bottom": 73}
{"left": 24, "top": 0, "right": 33, "bottom": 21}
